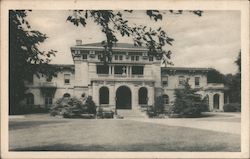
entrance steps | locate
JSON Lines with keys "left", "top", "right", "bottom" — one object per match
{"left": 116, "top": 109, "right": 148, "bottom": 119}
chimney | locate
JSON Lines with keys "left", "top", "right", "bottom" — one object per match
{"left": 76, "top": 39, "right": 82, "bottom": 45}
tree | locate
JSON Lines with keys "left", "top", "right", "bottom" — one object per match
{"left": 172, "top": 81, "right": 208, "bottom": 116}
{"left": 9, "top": 10, "right": 57, "bottom": 114}
{"left": 67, "top": 10, "right": 202, "bottom": 65}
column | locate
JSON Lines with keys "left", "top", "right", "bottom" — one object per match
{"left": 148, "top": 86, "right": 154, "bottom": 106}
{"left": 92, "top": 85, "right": 99, "bottom": 106}
{"left": 132, "top": 86, "right": 138, "bottom": 109}
{"left": 219, "top": 92, "right": 224, "bottom": 111}
{"left": 109, "top": 66, "right": 112, "bottom": 75}
{"left": 208, "top": 93, "right": 213, "bottom": 111}
{"left": 109, "top": 85, "right": 115, "bottom": 110}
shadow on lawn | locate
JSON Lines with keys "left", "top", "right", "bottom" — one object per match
{"left": 10, "top": 143, "right": 240, "bottom": 152}
{"left": 9, "top": 120, "right": 68, "bottom": 130}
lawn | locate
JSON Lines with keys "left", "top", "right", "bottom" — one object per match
{"left": 9, "top": 114, "right": 240, "bottom": 151}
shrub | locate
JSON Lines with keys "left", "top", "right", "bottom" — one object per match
{"left": 96, "top": 107, "right": 114, "bottom": 119}
{"left": 50, "top": 97, "right": 85, "bottom": 118}
{"left": 146, "top": 105, "right": 157, "bottom": 118}
{"left": 171, "top": 82, "right": 208, "bottom": 117}
{"left": 154, "top": 96, "right": 165, "bottom": 114}
{"left": 223, "top": 103, "right": 241, "bottom": 112}
{"left": 85, "top": 96, "right": 96, "bottom": 115}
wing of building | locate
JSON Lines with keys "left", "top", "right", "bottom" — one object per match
{"left": 22, "top": 40, "right": 226, "bottom": 116}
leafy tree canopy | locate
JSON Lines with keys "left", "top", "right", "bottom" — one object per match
{"left": 67, "top": 10, "right": 203, "bottom": 65}
{"left": 9, "top": 10, "right": 57, "bottom": 114}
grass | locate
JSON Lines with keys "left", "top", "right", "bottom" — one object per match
{"left": 9, "top": 115, "right": 240, "bottom": 152}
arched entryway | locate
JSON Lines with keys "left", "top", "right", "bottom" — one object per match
{"left": 63, "top": 93, "right": 71, "bottom": 98}
{"left": 213, "top": 94, "right": 220, "bottom": 109}
{"left": 99, "top": 86, "right": 109, "bottom": 105}
{"left": 138, "top": 87, "right": 148, "bottom": 105}
{"left": 116, "top": 86, "right": 131, "bottom": 109}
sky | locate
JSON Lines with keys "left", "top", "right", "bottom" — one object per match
{"left": 26, "top": 10, "right": 241, "bottom": 75}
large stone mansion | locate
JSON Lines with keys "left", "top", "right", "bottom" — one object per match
{"left": 23, "top": 40, "right": 225, "bottom": 115}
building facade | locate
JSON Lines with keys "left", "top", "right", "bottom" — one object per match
{"left": 22, "top": 41, "right": 225, "bottom": 115}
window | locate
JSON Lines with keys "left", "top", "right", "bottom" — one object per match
{"left": 179, "top": 76, "right": 185, "bottom": 85}
{"left": 162, "top": 94, "right": 169, "bottom": 104}
{"left": 98, "top": 54, "right": 102, "bottom": 60}
{"left": 114, "top": 66, "right": 126, "bottom": 74}
{"left": 64, "top": 74, "right": 70, "bottom": 84}
{"left": 135, "top": 56, "right": 139, "bottom": 61}
{"left": 149, "top": 56, "right": 154, "bottom": 61}
{"left": 26, "top": 93, "right": 34, "bottom": 105}
{"left": 195, "top": 77, "right": 200, "bottom": 86}
{"left": 99, "top": 87, "right": 109, "bottom": 104}
{"left": 82, "top": 54, "right": 88, "bottom": 59}
{"left": 162, "top": 76, "right": 168, "bottom": 87}
{"left": 132, "top": 66, "right": 144, "bottom": 75}
{"left": 119, "top": 55, "right": 123, "bottom": 60}
{"left": 63, "top": 93, "right": 71, "bottom": 98}
{"left": 115, "top": 55, "right": 118, "bottom": 60}
{"left": 96, "top": 65, "right": 109, "bottom": 74}
{"left": 45, "top": 93, "right": 53, "bottom": 106}
{"left": 131, "top": 56, "right": 135, "bottom": 61}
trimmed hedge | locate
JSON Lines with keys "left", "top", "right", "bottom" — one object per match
{"left": 223, "top": 103, "right": 241, "bottom": 112}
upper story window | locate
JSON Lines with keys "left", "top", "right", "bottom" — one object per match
{"left": 149, "top": 56, "right": 154, "bottom": 61}
{"left": 119, "top": 55, "right": 123, "bottom": 60}
{"left": 82, "top": 54, "right": 88, "bottom": 60}
{"left": 131, "top": 56, "right": 135, "bottom": 61}
{"left": 179, "top": 76, "right": 185, "bottom": 85}
{"left": 114, "top": 66, "right": 126, "bottom": 75}
{"left": 115, "top": 55, "right": 118, "bottom": 60}
{"left": 64, "top": 74, "right": 70, "bottom": 84}
{"left": 162, "top": 76, "right": 168, "bottom": 87}
{"left": 132, "top": 66, "right": 144, "bottom": 75}
{"left": 135, "top": 56, "right": 139, "bottom": 61}
{"left": 195, "top": 77, "right": 200, "bottom": 86}
{"left": 97, "top": 65, "right": 109, "bottom": 74}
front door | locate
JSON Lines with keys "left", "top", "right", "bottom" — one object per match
{"left": 116, "top": 86, "right": 132, "bottom": 109}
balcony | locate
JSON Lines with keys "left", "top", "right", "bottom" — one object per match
{"left": 39, "top": 82, "right": 57, "bottom": 88}
{"left": 93, "top": 74, "right": 153, "bottom": 82}
{"left": 204, "top": 83, "right": 225, "bottom": 90}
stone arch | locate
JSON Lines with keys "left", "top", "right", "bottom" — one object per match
{"left": 99, "top": 86, "right": 109, "bottom": 105}
{"left": 63, "top": 93, "right": 71, "bottom": 98}
{"left": 116, "top": 85, "right": 132, "bottom": 109}
{"left": 213, "top": 93, "right": 220, "bottom": 109}
{"left": 138, "top": 87, "right": 148, "bottom": 105}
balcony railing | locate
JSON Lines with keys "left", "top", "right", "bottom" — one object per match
{"left": 39, "top": 82, "right": 57, "bottom": 88}
{"left": 205, "top": 83, "right": 224, "bottom": 89}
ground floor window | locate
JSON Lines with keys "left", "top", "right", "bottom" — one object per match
{"left": 138, "top": 87, "right": 148, "bottom": 105}
{"left": 162, "top": 94, "right": 169, "bottom": 104}
{"left": 45, "top": 93, "right": 53, "bottom": 107}
{"left": 99, "top": 87, "right": 109, "bottom": 104}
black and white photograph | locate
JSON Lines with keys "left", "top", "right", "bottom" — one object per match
{"left": 1, "top": 0, "right": 249, "bottom": 159}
